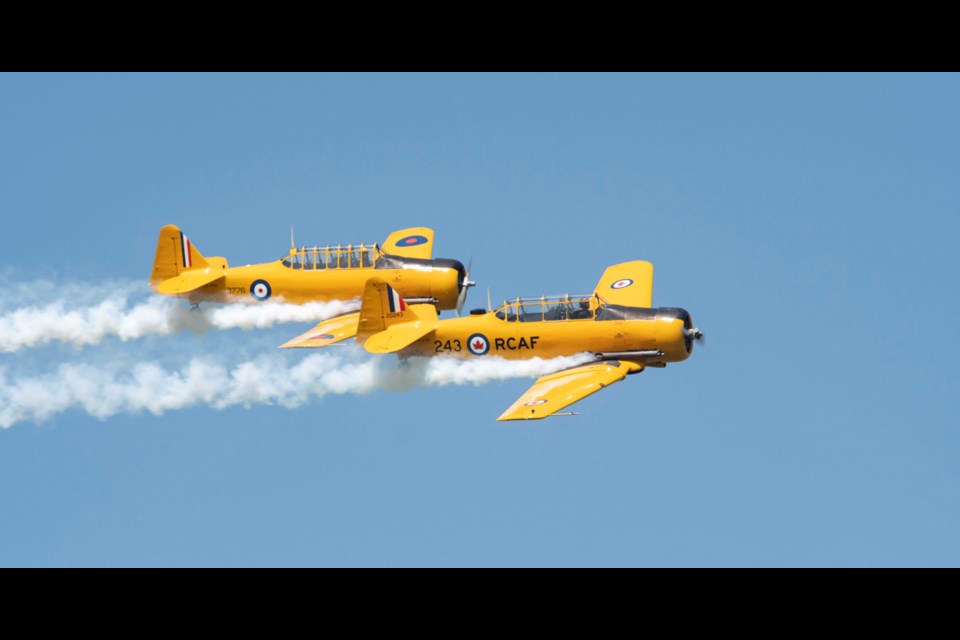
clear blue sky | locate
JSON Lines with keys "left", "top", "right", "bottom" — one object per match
{"left": 1, "top": 73, "right": 957, "bottom": 566}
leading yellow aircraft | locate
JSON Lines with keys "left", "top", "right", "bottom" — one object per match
{"left": 150, "top": 225, "right": 473, "bottom": 311}
{"left": 281, "top": 261, "right": 703, "bottom": 421}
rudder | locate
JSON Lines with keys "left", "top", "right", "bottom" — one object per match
{"left": 356, "top": 278, "right": 438, "bottom": 352}
{"left": 150, "top": 225, "right": 210, "bottom": 288}
{"left": 357, "top": 278, "right": 414, "bottom": 338}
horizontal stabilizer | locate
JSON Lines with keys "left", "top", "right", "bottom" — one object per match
{"left": 155, "top": 269, "right": 226, "bottom": 295}
{"left": 364, "top": 304, "right": 438, "bottom": 353}
{"left": 497, "top": 360, "right": 643, "bottom": 421}
{"left": 279, "top": 312, "right": 361, "bottom": 349}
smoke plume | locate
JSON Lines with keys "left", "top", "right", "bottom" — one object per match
{"left": 0, "top": 352, "right": 594, "bottom": 428}
{"left": 0, "top": 277, "right": 598, "bottom": 429}
{"left": 0, "top": 292, "right": 357, "bottom": 353}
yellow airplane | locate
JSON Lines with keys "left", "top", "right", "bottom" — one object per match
{"left": 149, "top": 224, "right": 474, "bottom": 311}
{"left": 281, "top": 261, "right": 703, "bottom": 421}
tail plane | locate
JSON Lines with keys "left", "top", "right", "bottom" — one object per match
{"left": 150, "top": 225, "right": 226, "bottom": 294}
{"left": 357, "top": 278, "right": 438, "bottom": 353}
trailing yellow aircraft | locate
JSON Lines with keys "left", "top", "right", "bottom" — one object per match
{"left": 149, "top": 225, "right": 473, "bottom": 311}
{"left": 282, "top": 261, "right": 703, "bottom": 421}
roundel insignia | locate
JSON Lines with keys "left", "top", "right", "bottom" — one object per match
{"left": 611, "top": 278, "right": 634, "bottom": 290}
{"left": 396, "top": 234, "right": 428, "bottom": 247}
{"left": 524, "top": 399, "right": 548, "bottom": 406}
{"left": 250, "top": 279, "right": 272, "bottom": 301}
{"left": 467, "top": 333, "right": 490, "bottom": 356}
{"left": 313, "top": 334, "right": 335, "bottom": 340}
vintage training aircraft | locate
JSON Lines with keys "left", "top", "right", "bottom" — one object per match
{"left": 150, "top": 225, "right": 474, "bottom": 311}
{"left": 282, "top": 261, "right": 703, "bottom": 421}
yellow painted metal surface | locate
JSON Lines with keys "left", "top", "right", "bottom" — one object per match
{"left": 399, "top": 312, "right": 688, "bottom": 363}
{"left": 150, "top": 225, "right": 462, "bottom": 309}
{"left": 382, "top": 227, "right": 435, "bottom": 259}
{"left": 497, "top": 361, "right": 644, "bottom": 421}
{"left": 365, "top": 314, "right": 438, "bottom": 354}
{"left": 281, "top": 261, "right": 698, "bottom": 421}
{"left": 155, "top": 269, "right": 225, "bottom": 295}
{"left": 279, "top": 312, "right": 361, "bottom": 349}
{"left": 356, "top": 279, "right": 440, "bottom": 352}
{"left": 593, "top": 260, "right": 654, "bottom": 308}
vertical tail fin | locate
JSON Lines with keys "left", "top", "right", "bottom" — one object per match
{"left": 150, "top": 225, "right": 210, "bottom": 287}
{"left": 357, "top": 278, "right": 438, "bottom": 352}
{"left": 357, "top": 278, "right": 414, "bottom": 337}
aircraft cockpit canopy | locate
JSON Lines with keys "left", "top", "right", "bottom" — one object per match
{"left": 281, "top": 243, "right": 380, "bottom": 270}
{"left": 494, "top": 294, "right": 599, "bottom": 322}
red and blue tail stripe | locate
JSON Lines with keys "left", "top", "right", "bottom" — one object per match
{"left": 387, "top": 284, "right": 407, "bottom": 313}
{"left": 180, "top": 232, "right": 193, "bottom": 269}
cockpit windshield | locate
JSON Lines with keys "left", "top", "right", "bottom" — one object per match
{"left": 494, "top": 294, "right": 598, "bottom": 322}
{"left": 281, "top": 244, "right": 379, "bottom": 270}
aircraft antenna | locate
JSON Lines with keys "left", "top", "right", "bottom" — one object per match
{"left": 290, "top": 226, "right": 296, "bottom": 251}
{"left": 487, "top": 287, "right": 492, "bottom": 312}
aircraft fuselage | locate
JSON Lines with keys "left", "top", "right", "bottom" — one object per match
{"left": 400, "top": 307, "right": 694, "bottom": 364}
{"left": 181, "top": 258, "right": 464, "bottom": 309}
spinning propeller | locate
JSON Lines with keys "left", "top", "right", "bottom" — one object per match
{"left": 683, "top": 326, "right": 706, "bottom": 349}
{"left": 455, "top": 257, "right": 476, "bottom": 316}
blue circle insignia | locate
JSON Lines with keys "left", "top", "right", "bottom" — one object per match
{"left": 611, "top": 278, "right": 634, "bottom": 290}
{"left": 467, "top": 333, "right": 490, "bottom": 356}
{"left": 250, "top": 279, "right": 272, "bottom": 301}
{"left": 396, "top": 235, "right": 428, "bottom": 247}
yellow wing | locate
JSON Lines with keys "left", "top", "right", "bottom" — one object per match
{"left": 593, "top": 261, "right": 654, "bottom": 308}
{"left": 279, "top": 312, "right": 360, "bottom": 348}
{"left": 497, "top": 361, "right": 644, "bottom": 421}
{"left": 155, "top": 269, "right": 226, "bottom": 294}
{"left": 382, "top": 227, "right": 435, "bottom": 259}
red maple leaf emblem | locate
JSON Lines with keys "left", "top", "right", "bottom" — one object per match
{"left": 472, "top": 339, "right": 485, "bottom": 350}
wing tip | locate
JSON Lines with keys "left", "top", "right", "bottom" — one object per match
{"left": 496, "top": 409, "right": 548, "bottom": 422}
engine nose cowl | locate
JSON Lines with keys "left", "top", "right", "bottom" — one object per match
{"left": 657, "top": 307, "right": 702, "bottom": 355}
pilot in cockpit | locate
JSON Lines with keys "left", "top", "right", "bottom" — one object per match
{"left": 571, "top": 300, "right": 591, "bottom": 319}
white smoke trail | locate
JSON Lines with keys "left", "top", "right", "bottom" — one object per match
{"left": 416, "top": 353, "right": 595, "bottom": 387}
{"left": 0, "top": 293, "right": 358, "bottom": 353}
{"left": 0, "top": 275, "right": 143, "bottom": 312}
{"left": 0, "top": 352, "right": 594, "bottom": 429}
{"left": 205, "top": 299, "right": 359, "bottom": 330}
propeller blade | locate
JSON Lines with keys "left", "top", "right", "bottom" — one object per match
{"left": 683, "top": 327, "right": 705, "bottom": 350}
{"left": 456, "top": 258, "right": 476, "bottom": 317}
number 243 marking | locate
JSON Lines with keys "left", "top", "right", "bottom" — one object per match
{"left": 434, "top": 339, "right": 461, "bottom": 353}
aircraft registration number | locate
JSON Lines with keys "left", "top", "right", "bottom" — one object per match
{"left": 435, "top": 339, "right": 462, "bottom": 352}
